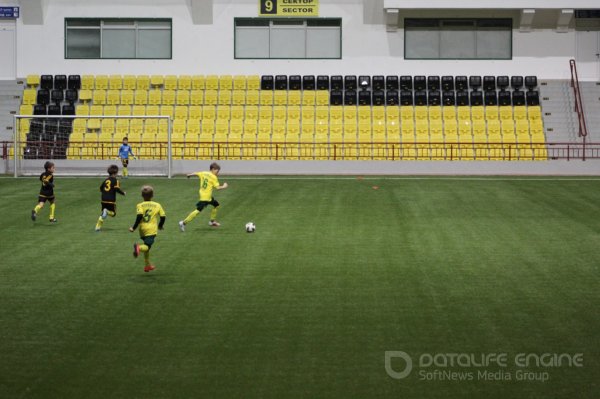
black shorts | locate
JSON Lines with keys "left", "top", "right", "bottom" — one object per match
{"left": 38, "top": 195, "right": 55, "bottom": 203}
{"left": 142, "top": 235, "right": 156, "bottom": 248}
{"left": 121, "top": 158, "right": 129, "bottom": 167}
{"left": 101, "top": 202, "right": 116, "bottom": 214}
{"left": 196, "top": 198, "right": 219, "bottom": 211}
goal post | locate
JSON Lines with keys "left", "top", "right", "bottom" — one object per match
{"left": 13, "top": 114, "right": 172, "bottom": 178}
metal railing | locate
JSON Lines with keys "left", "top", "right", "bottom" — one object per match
{"left": 3, "top": 140, "right": 599, "bottom": 162}
{"left": 569, "top": 59, "right": 589, "bottom": 160}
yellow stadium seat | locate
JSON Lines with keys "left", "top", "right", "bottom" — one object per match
{"left": 357, "top": 107, "right": 371, "bottom": 122}
{"left": 189, "top": 106, "right": 202, "bottom": 120}
{"left": 230, "top": 105, "right": 244, "bottom": 120}
{"left": 176, "top": 75, "right": 191, "bottom": 90}
{"left": 246, "top": 90, "right": 260, "bottom": 105}
{"left": 162, "top": 90, "right": 176, "bottom": 106}
{"left": 203, "top": 105, "right": 216, "bottom": 120}
{"left": 385, "top": 120, "right": 399, "bottom": 138}
{"left": 187, "top": 119, "right": 201, "bottom": 136}
{"left": 150, "top": 75, "right": 164, "bottom": 87}
{"left": 76, "top": 104, "right": 90, "bottom": 116}
{"left": 414, "top": 106, "right": 428, "bottom": 121}
{"left": 273, "top": 106, "right": 286, "bottom": 121}
{"left": 129, "top": 119, "right": 144, "bottom": 136}
{"left": 528, "top": 106, "right": 542, "bottom": 121}
{"left": 457, "top": 106, "right": 471, "bottom": 121}
{"left": 218, "top": 90, "right": 232, "bottom": 106}
{"left": 502, "top": 121, "right": 516, "bottom": 143}
{"left": 233, "top": 75, "right": 247, "bottom": 90}
{"left": 274, "top": 91, "right": 288, "bottom": 105}
{"left": 93, "top": 90, "right": 106, "bottom": 105}
{"left": 288, "top": 91, "right": 301, "bottom": 106}
{"left": 81, "top": 75, "right": 95, "bottom": 90}
{"left": 471, "top": 106, "right": 485, "bottom": 121}
{"left": 247, "top": 75, "right": 260, "bottom": 90}
{"left": 260, "top": 91, "right": 273, "bottom": 106}
{"left": 316, "top": 90, "right": 329, "bottom": 106}
{"left": 232, "top": 90, "right": 246, "bottom": 105}
{"left": 400, "top": 106, "right": 414, "bottom": 121}
{"left": 499, "top": 107, "right": 513, "bottom": 121}
{"left": 90, "top": 105, "right": 103, "bottom": 116}
{"left": 163, "top": 75, "right": 178, "bottom": 90}
{"left": 145, "top": 105, "right": 159, "bottom": 116}
{"left": 190, "top": 90, "right": 203, "bottom": 106}
{"left": 176, "top": 90, "right": 190, "bottom": 105}
{"left": 217, "top": 105, "right": 231, "bottom": 120}
{"left": 132, "top": 105, "right": 146, "bottom": 116}
{"left": 372, "top": 107, "right": 385, "bottom": 121}
{"left": 26, "top": 74, "right": 40, "bottom": 87}
{"left": 302, "top": 91, "right": 316, "bottom": 106}
{"left": 136, "top": 75, "right": 150, "bottom": 90}
{"left": 101, "top": 119, "right": 115, "bottom": 136}
{"left": 95, "top": 75, "right": 109, "bottom": 90}
{"left": 288, "top": 106, "right": 300, "bottom": 121}
{"left": 19, "top": 104, "right": 33, "bottom": 115}
{"left": 189, "top": 75, "right": 203, "bottom": 90}
{"left": 201, "top": 119, "right": 215, "bottom": 137}
{"left": 259, "top": 106, "right": 273, "bottom": 121}
{"left": 87, "top": 118, "right": 101, "bottom": 131}
{"left": 429, "top": 106, "right": 442, "bottom": 121}
{"left": 513, "top": 106, "right": 527, "bottom": 120}
{"left": 147, "top": 89, "right": 162, "bottom": 105}
{"left": 204, "top": 90, "right": 218, "bottom": 105}
{"left": 485, "top": 106, "right": 499, "bottom": 121}
{"left": 120, "top": 90, "right": 134, "bottom": 105}
{"left": 104, "top": 105, "right": 117, "bottom": 116}
{"left": 344, "top": 106, "right": 357, "bottom": 123}
{"left": 123, "top": 75, "right": 137, "bottom": 90}
{"left": 22, "top": 89, "right": 37, "bottom": 105}
{"left": 205, "top": 75, "right": 219, "bottom": 90}
{"left": 386, "top": 106, "right": 399, "bottom": 122}
{"left": 109, "top": 75, "right": 122, "bottom": 90}
{"left": 316, "top": 106, "right": 329, "bottom": 122}
{"left": 330, "top": 106, "right": 343, "bottom": 122}
{"left": 245, "top": 105, "right": 258, "bottom": 121}
{"left": 160, "top": 105, "right": 174, "bottom": 119}
{"left": 443, "top": 106, "right": 457, "bottom": 121}
{"left": 134, "top": 90, "right": 148, "bottom": 105}
{"left": 219, "top": 75, "right": 233, "bottom": 90}
{"left": 116, "top": 119, "right": 129, "bottom": 136}
{"left": 118, "top": 105, "right": 131, "bottom": 116}
{"left": 106, "top": 90, "right": 120, "bottom": 105}
{"left": 301, "top": 106, "right": 315, "bottom": 121}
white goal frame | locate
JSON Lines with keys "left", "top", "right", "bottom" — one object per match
{"left": 13, "top": 114, "right": 172, "bottom": 178}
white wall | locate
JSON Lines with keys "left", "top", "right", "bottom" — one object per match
{"left": 8, "top": 0, "right": 596, "bottom": 80}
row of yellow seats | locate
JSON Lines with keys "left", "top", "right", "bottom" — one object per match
{"left": 77, "top": 89, "right": 330, "bottom": 106}
{"left": 78, "top": 75, "right": 261, "bottom": 91}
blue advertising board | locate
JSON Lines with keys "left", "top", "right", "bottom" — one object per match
{"left": 0, "top": 7, "right": 19, "bottom": 18}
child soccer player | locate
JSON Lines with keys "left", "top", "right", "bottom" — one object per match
{"left": 95, "top": 164, "right": 126, "bottom": 232}
{"left": 31, "top": 161, "right": 57, "bottom": 223}
{"left": 117, "top": 137, "right": 136, "bottom": 178}
{"left": 178, "top": 162, "right": 228, "bottom": 232}
{"left": 129, "top": 185, "right": 165, "bottom": 273}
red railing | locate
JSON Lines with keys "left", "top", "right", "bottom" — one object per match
{"left": 570, "top": 59, "right": 589, "bottom": 160}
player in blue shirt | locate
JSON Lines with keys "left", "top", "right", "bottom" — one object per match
{"left": 117, "top": 137, "right": 136, "bottom": 178}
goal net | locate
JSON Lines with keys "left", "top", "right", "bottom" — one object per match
{"left": 13, "top": 114, "right": 172, "bottom": 177}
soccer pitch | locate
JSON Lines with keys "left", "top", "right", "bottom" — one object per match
{"left": 0, "top": 175, "right": 598, "bottom": 398}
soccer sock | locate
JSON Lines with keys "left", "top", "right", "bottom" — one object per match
{"left": 143, "top": 251, "right": 151, "bottom": 266}
{"left": 108, "top": 210, "right": 116, "bottom": 217}
{"left": 34, "top": 204, "right": 42, "bottom": 214}
{"left": 123, "top": 167, "right": 128, "bottom": 177}
{"left": 49, "top": 203, "right": 56, "bottom": 219}
{"left": 210, "top": 206, "right": 219, "bottom": 221}
{"left": 96, "top": 216, "right": 104, "bottom": 230}
{"left": 183, "top": 209, "right": 200, "bottom": 224}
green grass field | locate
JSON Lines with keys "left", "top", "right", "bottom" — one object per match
{"left": 0, "top": 175, "right": 598, "bottom": 398}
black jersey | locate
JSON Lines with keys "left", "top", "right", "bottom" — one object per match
{"left": 100, "top": 176, "right": 125, "bottom": 203}
{"left": 39, "top": 171, "right": 54, "bottom": 197}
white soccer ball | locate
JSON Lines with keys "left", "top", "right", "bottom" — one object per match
{"left": 245, "top": 222, "right": 256, "bottom": 233}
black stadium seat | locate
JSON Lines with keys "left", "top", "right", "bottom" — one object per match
{"left": 67, "top": 75, "right": 81, "bottom": 90}
{"left": 511, "top": 76, "right": 523, "bottom": 90}
{"left": 36, "top": 89, "right": 50, "bottom": 105}
{"left": 359, "top": 90, "right": 372, "bottom": 106}
{"left": 344, "top": 89, "right": 357, "bottom": 105}
{"left": 400, "top": 90, "right": 413, "bottom": 106}
{"left": 469, "top": 76, "right": 482, "bottom": 91}
{"left": 414, "top": 90, "right": 427, "bottom": 106}
{"left": 498, "top": 90, "right": 511, "bottom": 106}
{"left": 456, "top": 90, "right": 469, "bottom": 106}
{"left": 441, "top": 76, "right": 454, "bottom": 91}
{"left": 275, "top": 75, "right": 288, "bottom": 90}
{"left": 386, "top": 75, "right": 399, "bottom": 90}
{"left": 358, "top": 75, "right": 371, "bottom": 90}
{"left": 40, "top": 75, "right": 53, "bottom": 90}
{"left": 372, "top": 75, "right": 385, "bottom": 90}
{"left": 261, "top": 75, "right": 273, "bottom": 90}
{"left": 525, "top": 76, "right": 538, "bottom": 90}
{"left": 470, "top": 91, "right": 483, "bottom": 106}
{"left": 330, "top": 90, "right": 343, "bottom": 105}
{"left": 316, "top": 75, "right": 329, "bottom": 90}
{"left": 512, "top": 90, "right": 525, "bottom": 106}
{"left": 427, "top": 76, "right": 440, "bottom": 91}
{"left": 428, "top": 90, "right": 441, "bottom": 106}
{"left": 54, "top": 75, "right": 67, "bottom": 90}
{"left": 483, "top": 76, "right": 496, "bottom": 91}
{"left": 414, "top": 76, "right": 426, "bottom": 91}
{"left": 484, "top": 90, "right": 497, "bottom": 106}
{"left": 330, "top": 75, "right": 343, "bottom": 90}
{"left": 344, "top": 75, "right": 357, "bottom": 90}
{"left": 526, "top": 90, "right": 540, "bottom": 106}
{"left": 400, "top": 75, "right": 412, "bottom": 91}
{"left": 442, "top": 90, "right": 455, "bottom": 106}
{"left": 302, "top": 75, "right": 315, "bottom": 90}
{"left": 288, "top": 75, "right": 301, "bottom": 90}
{"left": 497, "top": 76, "right": 509, "bottom": 91}
{"left": 455, "top": 76, "right": 468, "bottom": 91}
{"left": 385, "top": 90, "right": 398, "bottom": 106}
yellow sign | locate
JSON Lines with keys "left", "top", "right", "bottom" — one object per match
{"left": 259, "top": 0, "right": 319, "bottom": 17}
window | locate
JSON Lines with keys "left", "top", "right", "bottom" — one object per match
{"left": 65, "top": 19, "right": 172, "bottom": 59}
{"left": 405, "top": 19, "right": 512, "bottom": 60}
{"left": 235, "top": 18, "right": 341, "bottom": 59}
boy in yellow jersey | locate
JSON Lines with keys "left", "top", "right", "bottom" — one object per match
{"left": 31, "top": 161, "right": 57, "bottom": 223}
{"left": 178, "top": 162, "right": 228, "bottom": 232}
{"left": 129, "top": 185, "right": 166, "bottom": 273}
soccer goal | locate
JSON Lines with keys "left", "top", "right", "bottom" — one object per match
{"left": 13, "top": 114, "right": 173, "bottom": 177}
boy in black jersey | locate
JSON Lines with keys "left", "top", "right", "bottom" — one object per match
{"left": 95, "top": 164, "right": 126, "bottom": 232}
{"left": 31, "top": 161, "right": 57, "bottom": 223}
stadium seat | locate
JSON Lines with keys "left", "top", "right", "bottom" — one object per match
{"left": 414, "top": 76, "right": 426, "bottom": 91}
{"left": 316, "top": 75, "right": 329, "bottom": 90}
{"left": 331, "top": 75, "right": 343, "bottom": 90}
{"left": 455, "top": 76, "right": 468, "bottom": 91}
{"left": 26, "top": 74, "right": 41, "bottom": 87}
{"left": 386, "top": 75, "right": 399, "bottom": 90}
{"left": 261, "top": 75, "right": 274, "bottom": 90}
{"left": 92, "top": 90, "right": 106, "bottom": 105}
{"left": 427, "top": 76, "right": 440, "bottom": 91}
{"left": 441, "top": 76, "right": 454, "bottom": 91}
{"left": 385, "top": 90, "right": 397, "bottom": 106}
{"left": 40, "top": 75, "right": 53, "bottom": 90}
{"left": 400, "top": 75, "right": 413, "bottom": 91}
{"left": 511, "top": 76, "right": 523, "bottom": 90}
{"left": 95, "top": 75, "right": 108, "bottom": 90}
{"left": 150, "top": 75, "right": 164, "bottom": 87}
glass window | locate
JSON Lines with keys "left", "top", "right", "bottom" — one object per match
{"left": 65, "top": 19, "right": 171, "bottom": 59}
{"left": 405, "top": 19, "right": 512, "bottom": 60}
{"left": 235, "top": 18, "right": 341, "bottom": 59}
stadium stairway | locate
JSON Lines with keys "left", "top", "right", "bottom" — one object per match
{"left": 0, "top": 79, "right": 23, "bottom": 142}
{"left": 540, "top": 80, "right": 600, "bottom": 143}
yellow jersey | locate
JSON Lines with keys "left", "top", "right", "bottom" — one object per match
{"left": 135, "top": 200, "right": 166, "bottom": 237}
{"left": 195, "top": 171, "right": 220, "bottom": 201}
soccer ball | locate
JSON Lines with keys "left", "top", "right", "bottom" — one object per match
{"left": 245, "top": 222, "right": 256, "bottom": 233}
